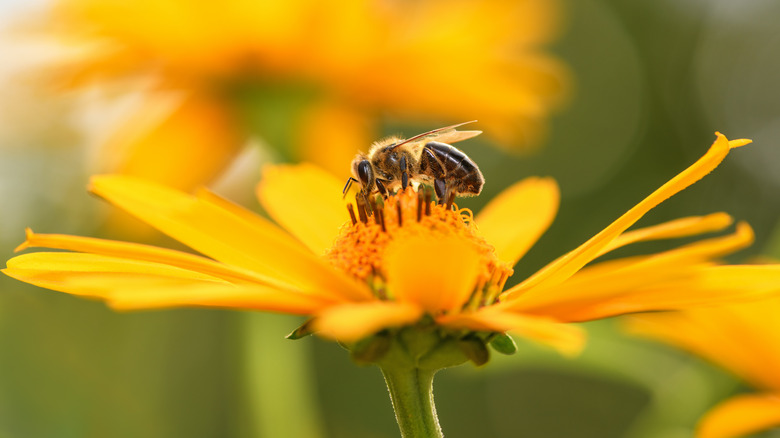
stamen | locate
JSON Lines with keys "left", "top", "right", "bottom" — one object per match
{"left": 356, "top": 197, "right": 368, "bottom": 223}
{"left": 362, "top": 192, "right": 374, "bottom": 217}
{"left": 417, "top": 190, "right": 423, "bottom": 222}
{"left": 347, "top": 204, "right": 358, "bottom": 226}
{"left": 378, "top": 204, "right": 387, "bottom": 233}
{"left": 464, "top": 277, "right": 487, "bottom": 312}
{"left": 371, "top": 266, "right": 388, "bottom": 300}
{"left": 424, "top": 190, "right": 432, "bottom": 216}
{"left": 370, "top": 197, "right": 386, "bottom": 233}
{"left": 370, "top": 198, "right": 379, "bottom": 219}
{"left": 396, "top": 202, "right": 403, "bottom": 227}
{"left": 482, "top": 265, "right": 513, "bottom": 305}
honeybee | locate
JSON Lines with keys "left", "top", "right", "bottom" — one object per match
{"left": 343, "top": 121, "right": 484, "bottom": 203}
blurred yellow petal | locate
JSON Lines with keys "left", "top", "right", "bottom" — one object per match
{"left": 439, "top": 309, "right": 584, "bottom": 356}
{"left": 336, "top": 0, "right": 570, "bottom": 142}
{"left": 625, "top": 313, "right": 767, "bottom": 390}
{"left": 53, "top": 1, "right": 253, "bottom": 73}
{"left": 100, "top": 91, "right": 245, "bottom": 190}
{"left": 295, "top": 100, "right": 374, "bottom": 178}
{"left": 48, "top": 0, "right": 571, "bottom": 152}
{"left": 53, "top": 43, "right": 145, "bottom": 90}
{"left": 385, "top": 234, "right": 481, "bottom": 314}
{"left": 475, "top": 177, "right": 559, "bottom": 266}
{"left": 89, "top": 174, "right": 371, "bottom": 301}
{"left": 503, "top": 0, "right": 564, "bottom": 45}
{"left": 257, "top": 164, "right": 348, "bottom": 255}
{"left": 597, "top": 212, "right": 734, "bottom": 257}
{"left": 625, "top": 297, "right": 780, "bottom": 391}
{"left": 508, "top": 133, "right": 750, "bottom": 295}
{"left": 625, "top": 298, "right": 780, "bottom": 437}
{"left": 697, "top": 393, "right": 780, "bottom": 438}
{"left": 312, "top": 301, "right": 424, "bottom": 342}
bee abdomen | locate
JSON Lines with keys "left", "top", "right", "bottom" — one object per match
{"left": 423, "top": 141, "right": 484, "bottom": 195}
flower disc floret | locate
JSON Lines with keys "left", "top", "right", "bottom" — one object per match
{"left": 326, "top": 188, "right": 513, "bottom": 311}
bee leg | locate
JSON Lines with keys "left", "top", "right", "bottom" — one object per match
{"left": 434, "top": 179, "right": 447, "bottom": 204}
{"left": 445, "top": 190, "right": 456, "bottom": 211}
{"left": 400, "top": 156, "right": 409, "bottom": 190}
{"left": 376, "top": 179, "right": 389, "bottom": 199}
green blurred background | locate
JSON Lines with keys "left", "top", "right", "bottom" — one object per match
{"left": 2, "top": 1, "right": 780, "bottom": 437}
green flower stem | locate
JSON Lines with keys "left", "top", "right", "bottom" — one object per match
{"left": 381, "top": 366, "right": 443, "bottom": 438}
{"left": 362, "top": 326, "right": 469, "bottom": 437}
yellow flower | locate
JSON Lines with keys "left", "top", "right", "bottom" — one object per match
{"left": 3, "top": 133, "right": 776, "bottom": 360}
{"left": 43, "top": 0, "right": 569, "bottom": 185}
{"left": 625, "top": 298, "right": 780, "bottom": 438}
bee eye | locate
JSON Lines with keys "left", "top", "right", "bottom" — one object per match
{"left": 357, "top": 160, "right": 373, "bottom": 185}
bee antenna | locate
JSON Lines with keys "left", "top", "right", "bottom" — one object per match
{"left": 342, "top": 177, "right": 357, "bottom": 199}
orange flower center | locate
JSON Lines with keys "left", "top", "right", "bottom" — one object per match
{"left": 326, "top": 188, "right": 513, "bottom": 307}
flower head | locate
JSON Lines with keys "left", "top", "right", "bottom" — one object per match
{"left": 4, "top": 132, "right": 778, "bottom": 364}
{"left": 38, "top": 0, "right": 569, "bottom": 187}
{"left": 625, "top": 298, "right": 780, "bottom": 438}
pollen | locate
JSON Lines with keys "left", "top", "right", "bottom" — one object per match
{"left": 326, "top": 187, "right": 513, "bottom": 308}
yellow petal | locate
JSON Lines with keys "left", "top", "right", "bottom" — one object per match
{"left": 698, "top": 393, "right": 780, "bottom": 438}
{"left": 524, "top": 214, "right": 746, "bottom": 303}
{"left": 503, "top": 223, "right": 767, "bottom": 321}
{"left": 99, "top": 91, "right": 245, "bottom": 191}
{"left": 475, "top": 177, "right": 559, "bottom": 266}
{"left": 107, "top": 282, "right": 333, "bottom": 314}
{"left": 596, "top": 212, "right": 733, "bottom": 257}
{"left": 257, "top": 164, "right": 348, "bottom": 256}
{"left": 534, "top": 265, "right": 780, "bottom": 323}
{"left": 3, "top": 252, "right": 227, "bottom": 297}
{"left": 17, "top": 228, "right": 295, "bottom": 289}
{"left": 295, "top": 99, "right": 375, "bottom": 178}
{"left": 4, "top": 253, "right": 333, "bottom": 314}
{"left": 385, "top": 234, "right": 481, "bottom": 313}
{"left": 508, "top": 133, "right": 750, "bottom": 295}
{"left": 438, "top": 309, "right": 585, "bottom": 356}
{"left": 312, "top": 301, "right": 424, "bottom": 342}
{"left": 625, "top": 298, "right": 780, "bottom": 391}
{"left": 88, "top": 174, "right": 372, "bottom": 301}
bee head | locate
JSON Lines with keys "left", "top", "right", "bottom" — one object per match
{"left": 351, "top": 154, "right": 375, "bottom": 193}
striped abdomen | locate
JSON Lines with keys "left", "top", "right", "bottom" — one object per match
{"left": 418, "top": 141, "right": 484, "bottom": 196}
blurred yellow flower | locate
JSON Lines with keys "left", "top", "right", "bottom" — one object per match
{"left": 626, "top": 298, "right": 780, "bottom": 438}
{"left": 43, "top": 0, "right": 569, "bottom": 187}
{"left": 5, "top": 133, "right": 779, "bottom": 361}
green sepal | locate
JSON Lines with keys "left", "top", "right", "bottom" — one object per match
{"left": 457, "top": 336, "right": 489, "bottom": 366}
{"left": 285, "top": 319, "right": 314, "bottom": 340}
{"left": 489, "top": 332, "right": 518, "bottom": 355}
{"left": 350, "top": 331, "right": 393, "bottom": 365}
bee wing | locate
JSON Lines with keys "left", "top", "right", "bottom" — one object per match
{"left": 390, "top": 121, "right": 481, "bottom": 150}
{"left": 434, "top": 129, "right": 482, "bottom": 144}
